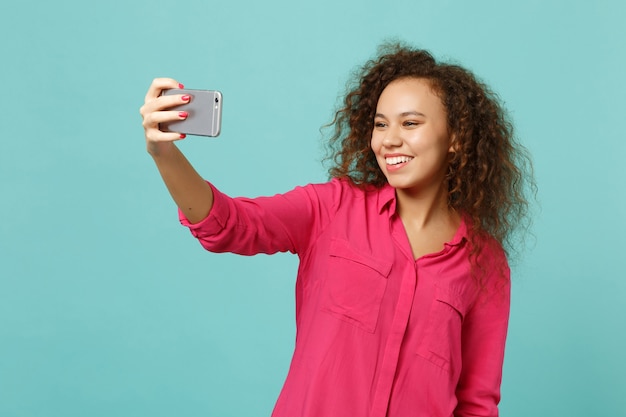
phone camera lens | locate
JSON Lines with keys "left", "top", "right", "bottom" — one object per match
{"left": 215, "top": 97, "right": 219, "bottom": 103}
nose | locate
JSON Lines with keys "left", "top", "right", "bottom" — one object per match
{"left": 382, "top": 125, "right": 402, "bottom": 148}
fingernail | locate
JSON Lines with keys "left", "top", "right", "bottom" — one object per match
{"left": 181, "top": 95, "right": 190, "bottom": 102}
{"left": 178, "top": 111, "right": 188, "bottom": 118}
{"left": 178, "top": 83, "right": 185, "bottom": 89}
{"left": 180, "top": 134, "right": 186, "bottom": 139}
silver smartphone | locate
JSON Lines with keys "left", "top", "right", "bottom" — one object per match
{"left": 160, "top": 88, "right": 222, "bottom": 137}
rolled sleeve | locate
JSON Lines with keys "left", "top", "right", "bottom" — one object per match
{"left": 179, "top": 182, "right": 230, "bottom": 238}
{"left": 178, "top": 180, "right": 342, "bottom": 257}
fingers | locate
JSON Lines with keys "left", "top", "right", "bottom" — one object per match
{"left": 144, "top": 124, "right": 187, "bottom": 146}
{"left": 143, "top": 110, "right": 189, "bottom": 141}
{"left": 146, "top": 128, "right": 187, "bottom": 143}
{"left": 142, "top": 109, "right": 187, "bottom": 128}
{"left": 144, "top": 77, "right": 183, "bottom": 102}
{"left": 140, "top": 77, "right": 189, "bottom": 114}
{"left": 141, "top": 77, "right": 190, "bottom": 147}
{"left": 139, "top": 93, "right": 190, "bottom": 121}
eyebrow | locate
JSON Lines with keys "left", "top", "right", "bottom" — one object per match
{"left": 375, "top": 111, "right": 426, "bottom": 118}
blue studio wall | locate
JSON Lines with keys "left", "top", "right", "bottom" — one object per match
{"left": 1, "top": 0, "right": 624, "bottom": 416}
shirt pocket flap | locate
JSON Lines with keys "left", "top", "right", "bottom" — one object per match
{"left": 329, "top": 238, "right": 392, "bottom": 278}
{"left": 434, "top": 286, "right": 467, "bottom": 320}
{"left": 322, "top": 238, "right": 392, "bottom": 333}
{"left": 416, "top": 287, "right": 468, "bottom": 372}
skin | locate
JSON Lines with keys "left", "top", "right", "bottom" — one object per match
{"left": 139, "top": 78, "right": 214, "bottom": 224}
{"left": 371, "top": 77, "right": 460, "bottom": 259}
{"left": 139, "top": 76, "right": 459, "bottom": 256}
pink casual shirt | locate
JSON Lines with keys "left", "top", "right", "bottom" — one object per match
{"left": 179, "top": 178, "right": 510, "bottom": 417}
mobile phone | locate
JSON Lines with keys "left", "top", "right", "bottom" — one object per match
{"left": 160, "top": 88, "right": 222, "bottom": 137}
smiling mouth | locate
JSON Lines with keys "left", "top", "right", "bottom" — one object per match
{"left": 386, "top": 156, "right": 414, "bottom": 165}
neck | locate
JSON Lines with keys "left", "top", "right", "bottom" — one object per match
{"left": 395, "top": 182, "right": 455, "bottom": 230}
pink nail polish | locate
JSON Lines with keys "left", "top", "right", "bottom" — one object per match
{"left": 178, "top": 83, "right": 185, "bottom": 89}
{"left": 180, "top": 134, "right": 186, "bottom": 139}
{"left": 181, "top": 95, "right": 190, "bottom": 102}
{"left": 179, "top": 111, "right": 188, "bottom": 118}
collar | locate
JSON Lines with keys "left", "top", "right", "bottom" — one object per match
{"left": 376, "top": 183, "right": 397, "bottom": 215}
{"left": 376, "top": 184, "right": 469, "bottom": 247}
{"left": 446, "top": 214, "right": 469, "bottom": 248}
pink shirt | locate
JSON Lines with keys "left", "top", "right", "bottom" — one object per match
{"left": 179, "top": 178, "right": 510, "bottom": 417}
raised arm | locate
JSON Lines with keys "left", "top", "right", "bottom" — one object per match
{"left": 139, "top": 78, "right": 214, "bottom": 224}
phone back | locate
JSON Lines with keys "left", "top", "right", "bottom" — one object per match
{"left": 160, "top": 89, "right": 222, "bottom": 137}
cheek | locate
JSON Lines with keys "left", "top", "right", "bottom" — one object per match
{"left": 370, "top": 133, "right": 381, "bottom": 152}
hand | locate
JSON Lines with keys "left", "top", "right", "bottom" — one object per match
{"left": 139, "top": 78, "right": 190, "bottom": 156}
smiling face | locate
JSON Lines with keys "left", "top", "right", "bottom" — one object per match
{"left": 371, "top": 77, "right": 453, "bottom": 198}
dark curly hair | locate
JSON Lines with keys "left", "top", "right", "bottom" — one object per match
{"left": 326, "top": 42, "right": 535, "bottom": 271}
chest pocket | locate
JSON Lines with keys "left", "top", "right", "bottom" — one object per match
{"left": 416, "top": 286, "right": 468, "bottom": 373}
{"left": 321, "top": 238, "right": 392, "bottom": 333}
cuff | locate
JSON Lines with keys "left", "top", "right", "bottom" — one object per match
{"left": 178, "top": 182, "right": 227, "bottom": 237}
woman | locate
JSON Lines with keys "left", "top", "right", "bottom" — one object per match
{"left": 139, "top": 43, "right": 533, "bottom": 417}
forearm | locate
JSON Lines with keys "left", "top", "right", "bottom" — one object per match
{"left": 150, "top": 142, "right": 214, "bottom": 224}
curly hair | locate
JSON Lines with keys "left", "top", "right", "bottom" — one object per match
{"left": 326, "top": 42, "right": 535, "bottom": 269}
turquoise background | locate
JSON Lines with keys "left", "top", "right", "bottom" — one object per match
{"left": 1, "top": 0, "right": 624, "bottom": 415}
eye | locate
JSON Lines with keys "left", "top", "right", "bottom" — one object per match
{"left": 403, "top": 120, "right": 420, "bottom": 127}
{"left": 374, "top": 121, "right": 387, "bottom": 128}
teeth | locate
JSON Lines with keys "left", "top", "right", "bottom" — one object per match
{"left": 386, "top": 156, "right": 413, "bottom": 165}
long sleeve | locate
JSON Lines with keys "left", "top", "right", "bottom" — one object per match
{"left": 179, "top": 180, "right": 342, "bottom": 257}
{"left": 454, "top": 264, "right": 511, "bottom": 417}
{"left": 177, "top": 179, "right": 512, "bottom": 416}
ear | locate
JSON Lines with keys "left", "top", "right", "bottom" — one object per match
{"left": 448, "top": 133, "right": 459, "bottom": 154}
